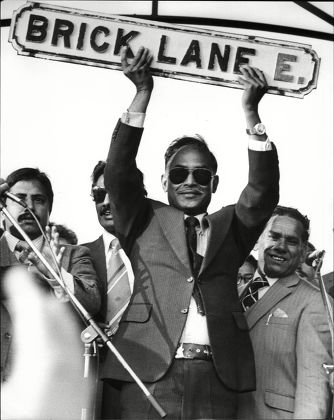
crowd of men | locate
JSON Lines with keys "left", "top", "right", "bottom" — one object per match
{"left": 1, "top": 46, "right": 333, "bottom": 420}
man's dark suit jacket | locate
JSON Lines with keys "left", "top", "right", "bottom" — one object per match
{"left": 0, "top": 235, "right": 101, "bottom": 382}
{"left": 103, "top": 121, "right": 279, "bottom": 392}
{"left": 82, "top": 236, "right": 108, "bottom": 321}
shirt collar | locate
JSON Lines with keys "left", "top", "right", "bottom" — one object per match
{"left": 254, "top": 269, "right": 278, "bottom": 287}
{"left": 102, "top": 230, "right": 117, "bottom": 254}
{"left": 184, "top": 213, "right": 208, "bottom": 231}
{"left": 4, "top": 230, "right": 44, "bottom": 252}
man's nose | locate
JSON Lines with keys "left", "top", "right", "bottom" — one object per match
{"left": 25, "top": 197, "right": 34, "bottom": 209}
{"left": 103, "top": 192, "right": 110, "bottom": 205}
{"left": 274, "top": 238, "right": 287, "bottom": 251}
{"left": 184, "top": 172, "right": 196, "bottom": 185}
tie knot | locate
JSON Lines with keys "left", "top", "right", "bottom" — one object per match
{"left": 185, "top": 216, "right": 200, "bottom": 229}
{"left": 110, "top": 238, "right": 121, "bottom": 253}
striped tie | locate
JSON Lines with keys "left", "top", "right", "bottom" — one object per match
{"left": 241, "top": 275, "right": 269, "bottom": 311}
{"left": 106, "top": 238, "right": 133, "bottom": 335}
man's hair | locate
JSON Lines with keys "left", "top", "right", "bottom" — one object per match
{"left": 6, "top": 167, "right": 54, "bottom": 212}
{"left": 91, "top": 160, "right": 106, "bottom": 187}
{"left": 91, "top": 160, "right": 148, "bottom": 197}
{"left": 245, "top": 254, "right": 258, "bottom": 269}
{"left": 49, "top": 222, "right": 78, "bottom": 245}
{"left": 164, "top": 135, "right": 218, "bottom": 173}
{"left": 271, "top": 205, "right": 310, "bottom": 243}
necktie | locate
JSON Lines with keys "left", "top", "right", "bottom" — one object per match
{"left": 15, "top": 241, "right": 31, "bottom": 264}
{"left": 106, "top": 238, "right": 133, "bottom": 335}
{"left": 185, "top": 216, "right": 205, "bottom": 315}
{"left": 241, "top": 274, "right": 269, "bottom": 311}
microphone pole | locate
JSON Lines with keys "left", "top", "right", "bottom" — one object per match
{"left": 0, "top": 200, "right": 167, "bottom": 419}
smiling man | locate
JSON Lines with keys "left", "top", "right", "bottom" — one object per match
{"left": 101, "top": 46, "right": 279, "bottom": 420}
{"left": 238, "top": 205, "right": 333, "bottom": 419}
{"left": 0, "top": 167, "right": 101, "bottom": 384}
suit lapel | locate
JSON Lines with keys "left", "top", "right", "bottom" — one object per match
{"left": 153, "top": 203, "right": 190, "bottom": 274}
{"left": 200, "top": 207, "right": 234, "bottom": 274}
{"left": 0, "top": 236, "right": 20, "bottom": 267}
{"left": 89, "top": 236, "right": 107, "bottom": 283}
{"left": 246, "top": 273, "right": 300, "bottom": 329}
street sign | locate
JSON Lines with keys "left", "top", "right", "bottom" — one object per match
{"left": 9, "top": 2, "right": 320, "bottom": 98}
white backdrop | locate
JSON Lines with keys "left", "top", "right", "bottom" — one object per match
{"left": 1, "top": 1, "right": 333, "bottom": 274}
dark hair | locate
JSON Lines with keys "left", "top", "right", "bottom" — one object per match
{"left": 49, "top": 222, "right": 78, "bottom": 245}
{"left": 164, "top": 135, "right": 218, "bottom": 173}
{"left": 272, "top": 205, "right": 310, "bottom": 243}
{"left": 91, "top": 160, "right": 148, "bottom": 197}
{"left": 245, "top": 254, "right": 258, "bottom": 269}
{"left": 6, "top": 167, "right": 54, "bottom": 212}
{"left": 91, "top": 160, "right": 106, "bottom": 187}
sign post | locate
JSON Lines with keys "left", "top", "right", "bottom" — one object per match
{"left": 9, "top": 2, "right": 320, "bottom": 98}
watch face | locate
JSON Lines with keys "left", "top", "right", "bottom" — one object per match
{"left": 255, "top": 123, "right": 266, "bottom": 135}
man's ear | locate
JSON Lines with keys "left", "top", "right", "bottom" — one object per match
{"left": 161, "top": 173, "right": 168, "bottom": 192}
{"left": 212, "top": 175, "right": 219, "bottom": 193}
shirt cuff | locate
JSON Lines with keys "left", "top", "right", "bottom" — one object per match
{"left": 121, "top": 111, "right": 146, "bottom": 128}
{"left": 248, "top": 137, "right": 272, "bottom": 151}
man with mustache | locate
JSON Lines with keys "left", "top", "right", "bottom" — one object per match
{"left": 0, "top": 167, "right": 101, "bottom": 383}
{"left": 238, "top": 205, "right": 333, "bottom": 419}
{"left": 82, "top": 160, "right": 137, "bottom": 418}
{"left": 101, "top": 46, "right": 279, "bottom": 419}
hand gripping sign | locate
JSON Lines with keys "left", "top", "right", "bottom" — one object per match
{"left": 9, "top": 2, "right": 320, "bottom": 98}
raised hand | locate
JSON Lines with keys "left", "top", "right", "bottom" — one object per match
{"left": 121, "top": 45, "right": 154, "bottom": 92}
{"left": 238, "top": 65, "right": 268, "bottom": 112}
{"left": 27, "top": 225, "right": 65, "bottom": 279}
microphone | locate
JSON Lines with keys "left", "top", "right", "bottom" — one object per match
{"left": 0, "top": 179, "right": 27, "bottom": 208}
{"left": 305, "top": 250, "right": 325, "bottom": 266}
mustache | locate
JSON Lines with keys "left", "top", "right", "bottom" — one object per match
{"left": 18, "top": 211, "right": 40, "bottom": 223}
{"left": 99, "top": 204, "right": 112, "bottom": 216}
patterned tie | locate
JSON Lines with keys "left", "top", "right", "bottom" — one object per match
{"left": 185, "top": 216, "right": 205, "bottom": 315}
{"left": 15, "top": 240, "right": 31, "bottom": 264}
{"left": 241, "top": 274, "right": 269, "bottom": 311}
{"left": 106, "top": 238, "right": 133, "bottom": 335}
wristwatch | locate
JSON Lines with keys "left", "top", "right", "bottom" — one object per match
{"left": 246, "top": 123, "right": 266, "bottom": 136}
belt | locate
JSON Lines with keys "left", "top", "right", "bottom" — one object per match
{"left": 175, "top": 343, "right": 212, "bottom": 360}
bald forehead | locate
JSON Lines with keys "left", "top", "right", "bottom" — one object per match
{"left": 167, "top": 145, "right": 214, "bottom": 170}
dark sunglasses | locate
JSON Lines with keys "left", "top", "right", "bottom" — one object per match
{"left": 168, "top": 168, "right": 214, "bottom": 186}
{"left": 91, "top": 186, "right": 107, "bottom": 204}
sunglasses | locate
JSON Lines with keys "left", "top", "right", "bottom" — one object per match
{"left": 168, "top": 168, "right": 214, "bottom": 186}
{"left": 91, "top": 186, "right": 107, "bottom": 204}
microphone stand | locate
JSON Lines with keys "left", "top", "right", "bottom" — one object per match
{"left": 314, "top": 252, "right": 334, "bottom": 418}
{"left": 0, "top": 201, "right": 167, "bottom": 419}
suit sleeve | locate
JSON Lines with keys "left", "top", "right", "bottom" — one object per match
{"left": 234, "top": 144, "right": 280, "bottom": 260}
{"left": 104, "top": 120, "right": 149, "bottom": 254}
{"left": 65, "top": 245, "right": 101, "bottom": 316}
{"left": 294, "top": 293, "right": 332, "bottom": 419}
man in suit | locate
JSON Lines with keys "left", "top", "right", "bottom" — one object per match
{"left": 0, "top": 167, "right": 101, "bottom": 383}
{"left": 238, "top": 205, "right": 333, "bottom": 419}
{"left": 102, "top": 46, "right": 280, "bottom": 419}
{"left": 83, "top": 160, "right": 136, "bottom": 418}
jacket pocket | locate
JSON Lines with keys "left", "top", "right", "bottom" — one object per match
{"left": 120, "top": 303, "right": 152, "bottom": 323}
{"left": 265, "top": 390, "right": 294, "bottom": 413}
{"left": 232, "top": 311, "right": 249, "bottom": 330}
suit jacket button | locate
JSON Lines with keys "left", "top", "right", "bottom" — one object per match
{"left": 187, "top": 277, "right": 194, "bottom": 283}
{"left": 181, "top": 308, "right": 188, "bottom": 314}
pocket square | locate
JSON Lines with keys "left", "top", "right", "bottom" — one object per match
{"left": 273, "top": 308, "right": 288, "bottom": 318}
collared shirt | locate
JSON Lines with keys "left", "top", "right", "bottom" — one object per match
{"left": 5, "top": 230, "right": 44, "bottom": 258}
{"left": 253, "top": 269, "right": 279, "bottom": 299}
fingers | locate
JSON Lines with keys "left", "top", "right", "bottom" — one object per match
{"left": 121, "top": 45, "right": 152, "bottom": 73}
{"left": 239, "top": 65, "right": 267, "bottom": 88}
